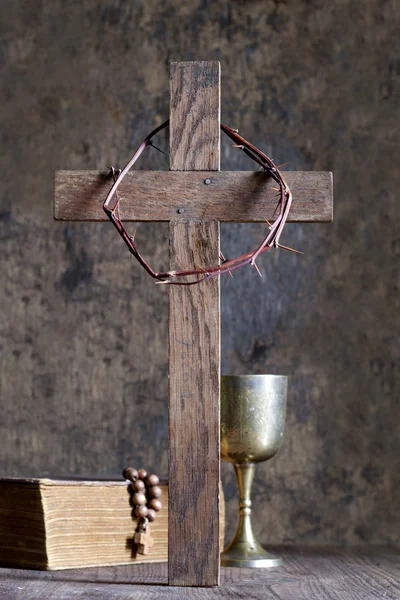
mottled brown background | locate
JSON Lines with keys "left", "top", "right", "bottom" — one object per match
{"left": 0, "top": 1, "right": 399, "bottom": 546}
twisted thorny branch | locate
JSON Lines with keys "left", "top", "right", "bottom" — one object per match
{"left": 103, "top": 120, "right": 300, "bottom": 285}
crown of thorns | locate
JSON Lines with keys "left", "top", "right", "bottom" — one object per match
{"left": 103, "top": 120, "right": 297, "bottom": 286}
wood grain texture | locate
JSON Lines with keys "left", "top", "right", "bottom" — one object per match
{"left": 0, "top": 547, "right": 398, "bottom": 599}
{"left": 54, "top": 170, "right": 333, "bottom": 222}
{"left": 168, "top": 220, "right": 220, "bottom": 587}
{"left": 169, "top": 62, "right": 220, "bottom": 171}
{"left": 168, "top": 58, "right": 221, "bottom": 589}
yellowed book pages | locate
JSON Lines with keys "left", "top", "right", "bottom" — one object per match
{"left": 0, "top": 478, "right": 225, "bottom": 570}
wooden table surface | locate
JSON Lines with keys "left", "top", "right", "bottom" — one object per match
{"left": 0, "top": 547, "right": 398, "bottom": 599}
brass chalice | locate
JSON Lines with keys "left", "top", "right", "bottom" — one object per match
{"left": 221, "top": 375, "right": 288, "bottom": 568}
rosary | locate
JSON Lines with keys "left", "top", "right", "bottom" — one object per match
{"left": 123, "top": 467, "right": 163, "bottom": 555}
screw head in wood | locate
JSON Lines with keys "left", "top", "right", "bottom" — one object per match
{"left": 177, "top": 208, "right": 184, "bottom": 214}
{"left": 204, "top": 178, "right": 211, "bottom": 185}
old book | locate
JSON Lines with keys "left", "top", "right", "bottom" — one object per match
{"left": 0, "top": 478, "right": 225, "bottom": 570}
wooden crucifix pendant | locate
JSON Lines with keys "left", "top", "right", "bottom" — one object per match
{"left": 134, "top": 527, "right": 154, "bottom": 555}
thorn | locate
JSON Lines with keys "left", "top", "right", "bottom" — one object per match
{"left": 271, "top": 186, "right": 280, "bottom": 192}
{"left": 258, "top": 166, "right": 266, "bottom": 171}
{"left": 219, "top": 252, "right": 233, "bottom": 278}
{"left": 277, "top": 161, "right": 289, "bottom": 168}
{"left": 277, "top": 243, "right": 304, "bottom": 255}
{"left": 250, "top": 260, "right": 263, "bottom": 277}
{"left": 115, "top": 196, "right": 122, "bottom": 220}
{"left": 129, "top": 229, "right": 136, "bottom": 243}
{"left": 232, "top": 128, "right": 239, "bottom": 133}
{"left": 264, "top": 218, "right": 272, "bottom": 229}
{"left": 149, "top": 141, "right": 166, "bottom": 155}
{"left": 232, "top": 144, "right": 244, "bottom": 149}
{"left": 108, "top": 166, "right": 121, "bottom": 181}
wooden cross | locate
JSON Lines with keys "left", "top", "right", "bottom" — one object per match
{"left": 134, "top": 528, "right": 154, "bottom": 555}
{"left": 54, "top": 61, "right": 333, "bottom": 587}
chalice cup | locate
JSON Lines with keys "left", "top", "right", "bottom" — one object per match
{"left": 221, "top": 375, "right": 287, "bottom": 568}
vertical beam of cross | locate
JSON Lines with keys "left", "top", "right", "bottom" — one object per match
{"left": 168, "top": 61, "right": 221, "bottom": 587}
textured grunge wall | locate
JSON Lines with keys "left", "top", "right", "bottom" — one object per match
{"left": 1, "top": 1, "right": 399, "bottom": 546}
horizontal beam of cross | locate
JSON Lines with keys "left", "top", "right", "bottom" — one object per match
{"left": 54, "top": 170, "right": 333, "bottom": 223}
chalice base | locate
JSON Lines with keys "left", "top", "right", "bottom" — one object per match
{"left": 221, "top": 539, "right": 282, "bottom": 568}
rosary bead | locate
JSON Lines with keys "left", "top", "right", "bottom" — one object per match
{"left": 123, "top": 468, "right": 138, "bottom": 482}
{"left": 146, "top": 474, "right": 160, "bottom": 487}
{"left": 149, "top": 498, "right": 162, "bottom": 512}
{"left": 138, "top": 468, "right": 148, "bottom": 480}
{"left": 135, "top": 505, "right": 149, "bottom": 519}
{"left": 132, "top": 479, "right": 145, "bottom": 492}
{"left": 147, "top": 509, "right": 157, "bottom": 522}
{"left": 148, "top": 485, "right": 162, "bottom": 499}
{"left": 132, "top": 492, "right": 146, "bottom": 506}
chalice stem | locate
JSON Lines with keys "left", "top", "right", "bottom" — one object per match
{"left": 221, "top": 461, "right": 282, "bottom": 567}
{"left": 234, "top": 463, "right": 257, "bottom": 546}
